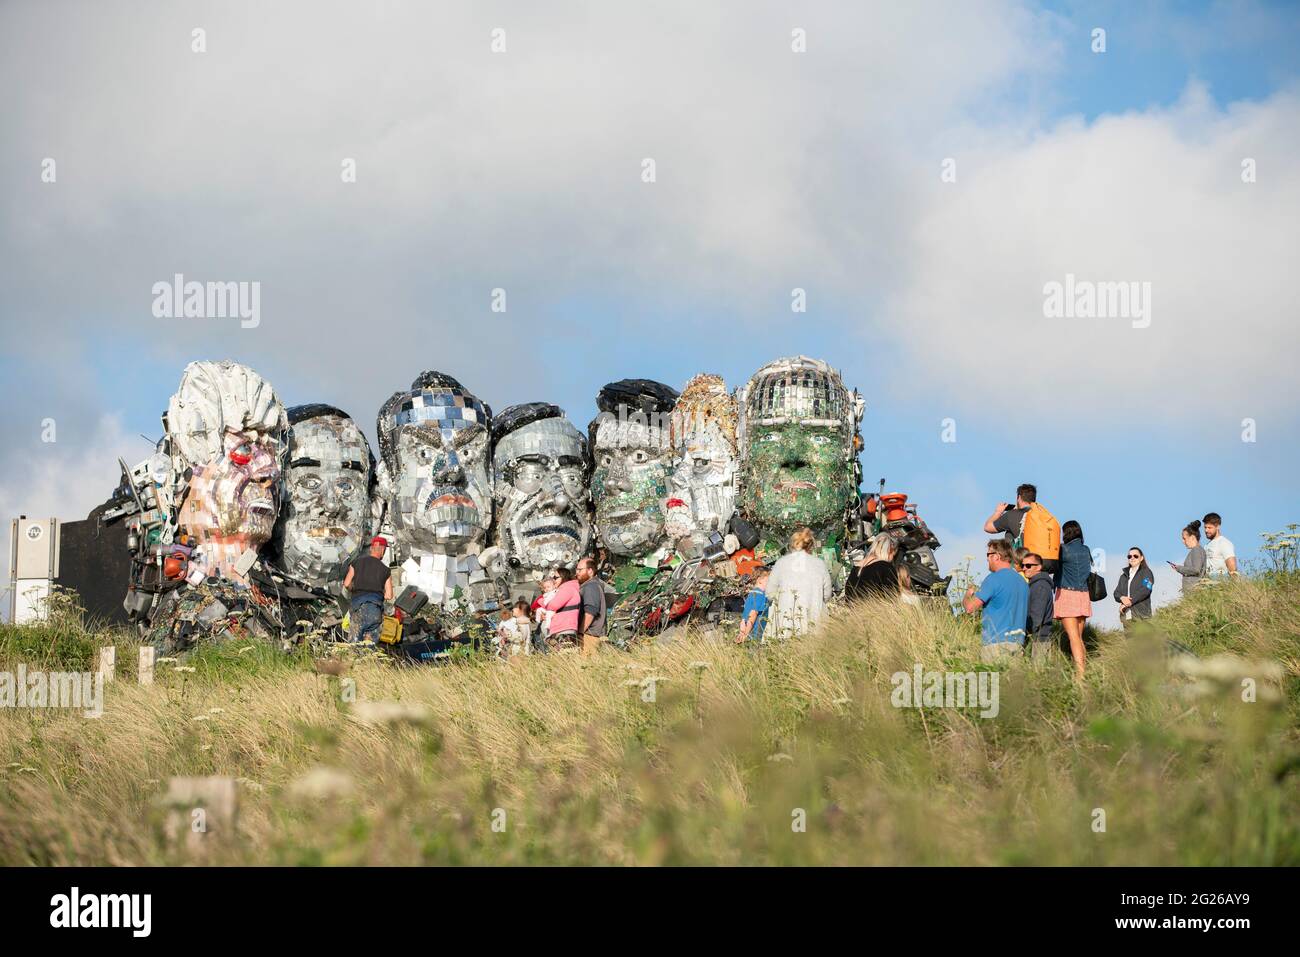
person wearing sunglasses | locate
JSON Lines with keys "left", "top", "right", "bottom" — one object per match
{"left": 1113, "top": 547, "right": 1155, "bottom": 627}
{"left": 1021, "top": 552, "right": 1056, "bottom": 662}
{"left": 539, "top": 565, "right": 582, "bottom": 650}
{"left": 962, "top": 539, "right": 1028, "bottom": 662}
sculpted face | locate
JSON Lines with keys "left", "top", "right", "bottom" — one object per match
{"left": 590, "top": 413, "right": 673, "bottom": 556}
{"left": 741, "top": 422, "right": 850, "bottom": 531}
{"left": 669, "top": 374, "right": 739, "bottom": 539}
{"left": 740, "top": 356, "right": 862, "bottom": 538}
{"left": 276, "top": 411, "right": 373, "bottom": 586}
{"left": 493, "top": 405, "right": 591, "bottom": 570}
{"left": 379, "top": 375, "right": 492, "bottom": 554}
{"left": 165, "top": 359, "right": 288, "bottom": 579}
{"left": 180, "top": 427, "right": 282, "bottom": 544}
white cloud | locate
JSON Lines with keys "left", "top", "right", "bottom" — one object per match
{"left": 0, "top": 414, "right": 129, "bottom": 620}
{"left": 884, "top": 81, "right": 1300, "bottom": 423}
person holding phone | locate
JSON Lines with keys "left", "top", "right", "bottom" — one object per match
{"left": 1169, "top": 520, "right": 1207, "bottom": 593}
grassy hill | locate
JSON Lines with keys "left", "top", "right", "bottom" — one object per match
{"left": 1, "top": 576, "right": 1297, "bottom": 865}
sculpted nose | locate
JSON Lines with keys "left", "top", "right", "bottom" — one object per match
{"left": 321, "top": 483, "right": 342, "bottom": 514}
{"left": 437, "top": 452, "right": 464, "bottom": 485}
{"left": 547, "top": 474, "right": 571, "bottom": 512}
{"left": 606, "top": 462, "right": 631, "bottom": 492}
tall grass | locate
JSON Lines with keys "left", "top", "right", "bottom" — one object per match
{"left": 1, "top": 577, "right": 1297, "bottom": 865}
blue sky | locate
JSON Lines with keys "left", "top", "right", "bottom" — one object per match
{"left": 2, "top": 1, "right": 1298, "bottom": 627}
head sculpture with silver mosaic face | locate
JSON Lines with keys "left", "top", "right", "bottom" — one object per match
{"left": 587, "top": 379, "right": 680, "bottom": 558}
{"left": 491, "top": 403, "right": 591, "bottom": 575}
{"left": 272, "top": 404, "right": 375, "bottom": 591}
{"left": 165, "top": 359, "right": 288, "bottom": 581}
{"left": 668, "top": 373, "right": 739, "bottom": 544}
{"left": 376, "top": 371, "right": 493, "bottom": 557}
{"left": 738, "top": 356, "right": 863, "bottom": 544}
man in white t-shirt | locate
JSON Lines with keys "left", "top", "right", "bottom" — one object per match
{"left": 1202, "top": 512, "right": 1238, "bottom": 578}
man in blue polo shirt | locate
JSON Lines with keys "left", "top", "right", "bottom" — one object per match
{"left": 963, "top": 539, "right": 1029, "bottom": 662}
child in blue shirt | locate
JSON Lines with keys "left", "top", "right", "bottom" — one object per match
{"left": 737, "top": 569, "right": 770, "bottom": 643}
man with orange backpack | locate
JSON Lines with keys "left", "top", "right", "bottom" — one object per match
{"left": 984, "top": 483, "right": 1061, "bottom": 580}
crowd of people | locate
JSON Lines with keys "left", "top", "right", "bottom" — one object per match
{"left": 724, "top": 483, "right": 1239, "bottom": 681}
{"left": 962, "top": 486, "right": 1237, "bottom": 677}
{"left": 338, "top": 483, "right": 1240, "bottom": 674}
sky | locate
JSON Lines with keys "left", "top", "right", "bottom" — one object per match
{"left": 2, "top": 0, "right": 1298, "bottom": 627}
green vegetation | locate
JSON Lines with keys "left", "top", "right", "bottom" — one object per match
{"left": 1, "top": 574, "right": 1297, "bottom": 865}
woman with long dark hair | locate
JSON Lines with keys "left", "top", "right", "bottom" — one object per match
{"left": 1054, "top": 520, "right": 1091, "bottom": 678}
{"left": 1114, "top": 546, "right": 1154, "bottom": 626}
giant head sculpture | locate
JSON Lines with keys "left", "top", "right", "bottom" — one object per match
{"left": 272, "top": 404, "right": 375, "bottom": 590}
{"left": 376, "top": 371, "right": 492, "bottom": 556}
{"left": 738, "top": 356, "right": 863, "bottom": 543}
{"left": 491, "top": 403, "right": 591, "bottom": 575}
{"left": 668, "top": 373, "right": 739, "bottom": 543}
{"left": 165, "top": 359, "right": 288, "bottom": 579}
{"left": 588, "top": 379, "right": 679, "bottom": 558}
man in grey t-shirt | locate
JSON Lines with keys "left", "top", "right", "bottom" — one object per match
{"left": 576, "top": 557, "right": 607, "bottom": 654}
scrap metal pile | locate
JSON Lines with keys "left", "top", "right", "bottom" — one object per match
{"left": 98, "top": 355, "right": 950, "bottom": 660}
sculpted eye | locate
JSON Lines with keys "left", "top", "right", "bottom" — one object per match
{"left": 600, "top": 454, "right": 613, "bottom": 468}
{"left": 417, "top": 446, "right": 436, "bottom": 464}
{"left": 631, "top": 450, "right": 650, "bottom": 464}
{"left": 810, "top": 435, "right": 830, "bottom": 446}
{"left": 230, "top": 442, "right": 253, "bottom": 465}
{"left": 761, "top": 433, "right": 780, "bottom": 443}
{"left": 299, "top": 476, "right": 322, "bottom": 492}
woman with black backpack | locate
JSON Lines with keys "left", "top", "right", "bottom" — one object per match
{"left": 1054, "top": 520, "right": 1092, "bottom": 679}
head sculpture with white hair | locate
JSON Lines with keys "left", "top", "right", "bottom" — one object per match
{"left": 164, "top": 359, "right": 288, "bottom": 581}
{"left": 667, "top": 373, "right": 739, "bottom": 546}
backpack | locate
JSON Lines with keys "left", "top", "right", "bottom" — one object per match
{"left": 1013, "top": 502, "right": 1060, "bottom": 560}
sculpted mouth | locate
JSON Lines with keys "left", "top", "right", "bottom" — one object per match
{"left": 601, "top": 508, "right": 644, "bottom": 525}
{"left": 774, "top": 480, "right": 816, "bottom": 492}
{"left": 524, "top": 524, "right": 580, "bottom": 541}
{"left": 306, "top": 526, "right": 349, "bottom": 538}
{"left": 426, "top": 493, "right": 475, "bottom": 510}
{"left": 246, "top": 501, "right": 276, "bottom": 516}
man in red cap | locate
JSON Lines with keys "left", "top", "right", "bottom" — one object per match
{"left": 342, "top": 536, "right": 393, "bottom": 642}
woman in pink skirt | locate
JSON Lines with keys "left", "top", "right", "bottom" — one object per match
{"left": 1054, "top": 520, "right": 1092, "bottom": 679}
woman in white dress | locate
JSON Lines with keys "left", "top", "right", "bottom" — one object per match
{"left": 764, "top": 527, "right": 833, "bottom": 640}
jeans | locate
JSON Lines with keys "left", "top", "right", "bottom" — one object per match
{"left": 350, "top": 595, "right": 384, "bottom": 643}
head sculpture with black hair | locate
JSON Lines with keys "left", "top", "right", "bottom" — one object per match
{"left": 587, "top": 379, "right": 680, "bottom": 557}
{"left": 491, "top": 402, "right": 591, "bottom": 576}
{"left": 376, "top": 371, "right": 493, "bottom": 556}
{"left": 271, "top": 403, "right": 377, "bottom": 591}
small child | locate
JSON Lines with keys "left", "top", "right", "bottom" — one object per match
{"left": 499, "top": 600, "right": 533, "bottom": 658}
{"left": 736, "top": 568, "right": 770, "bottom": 644}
